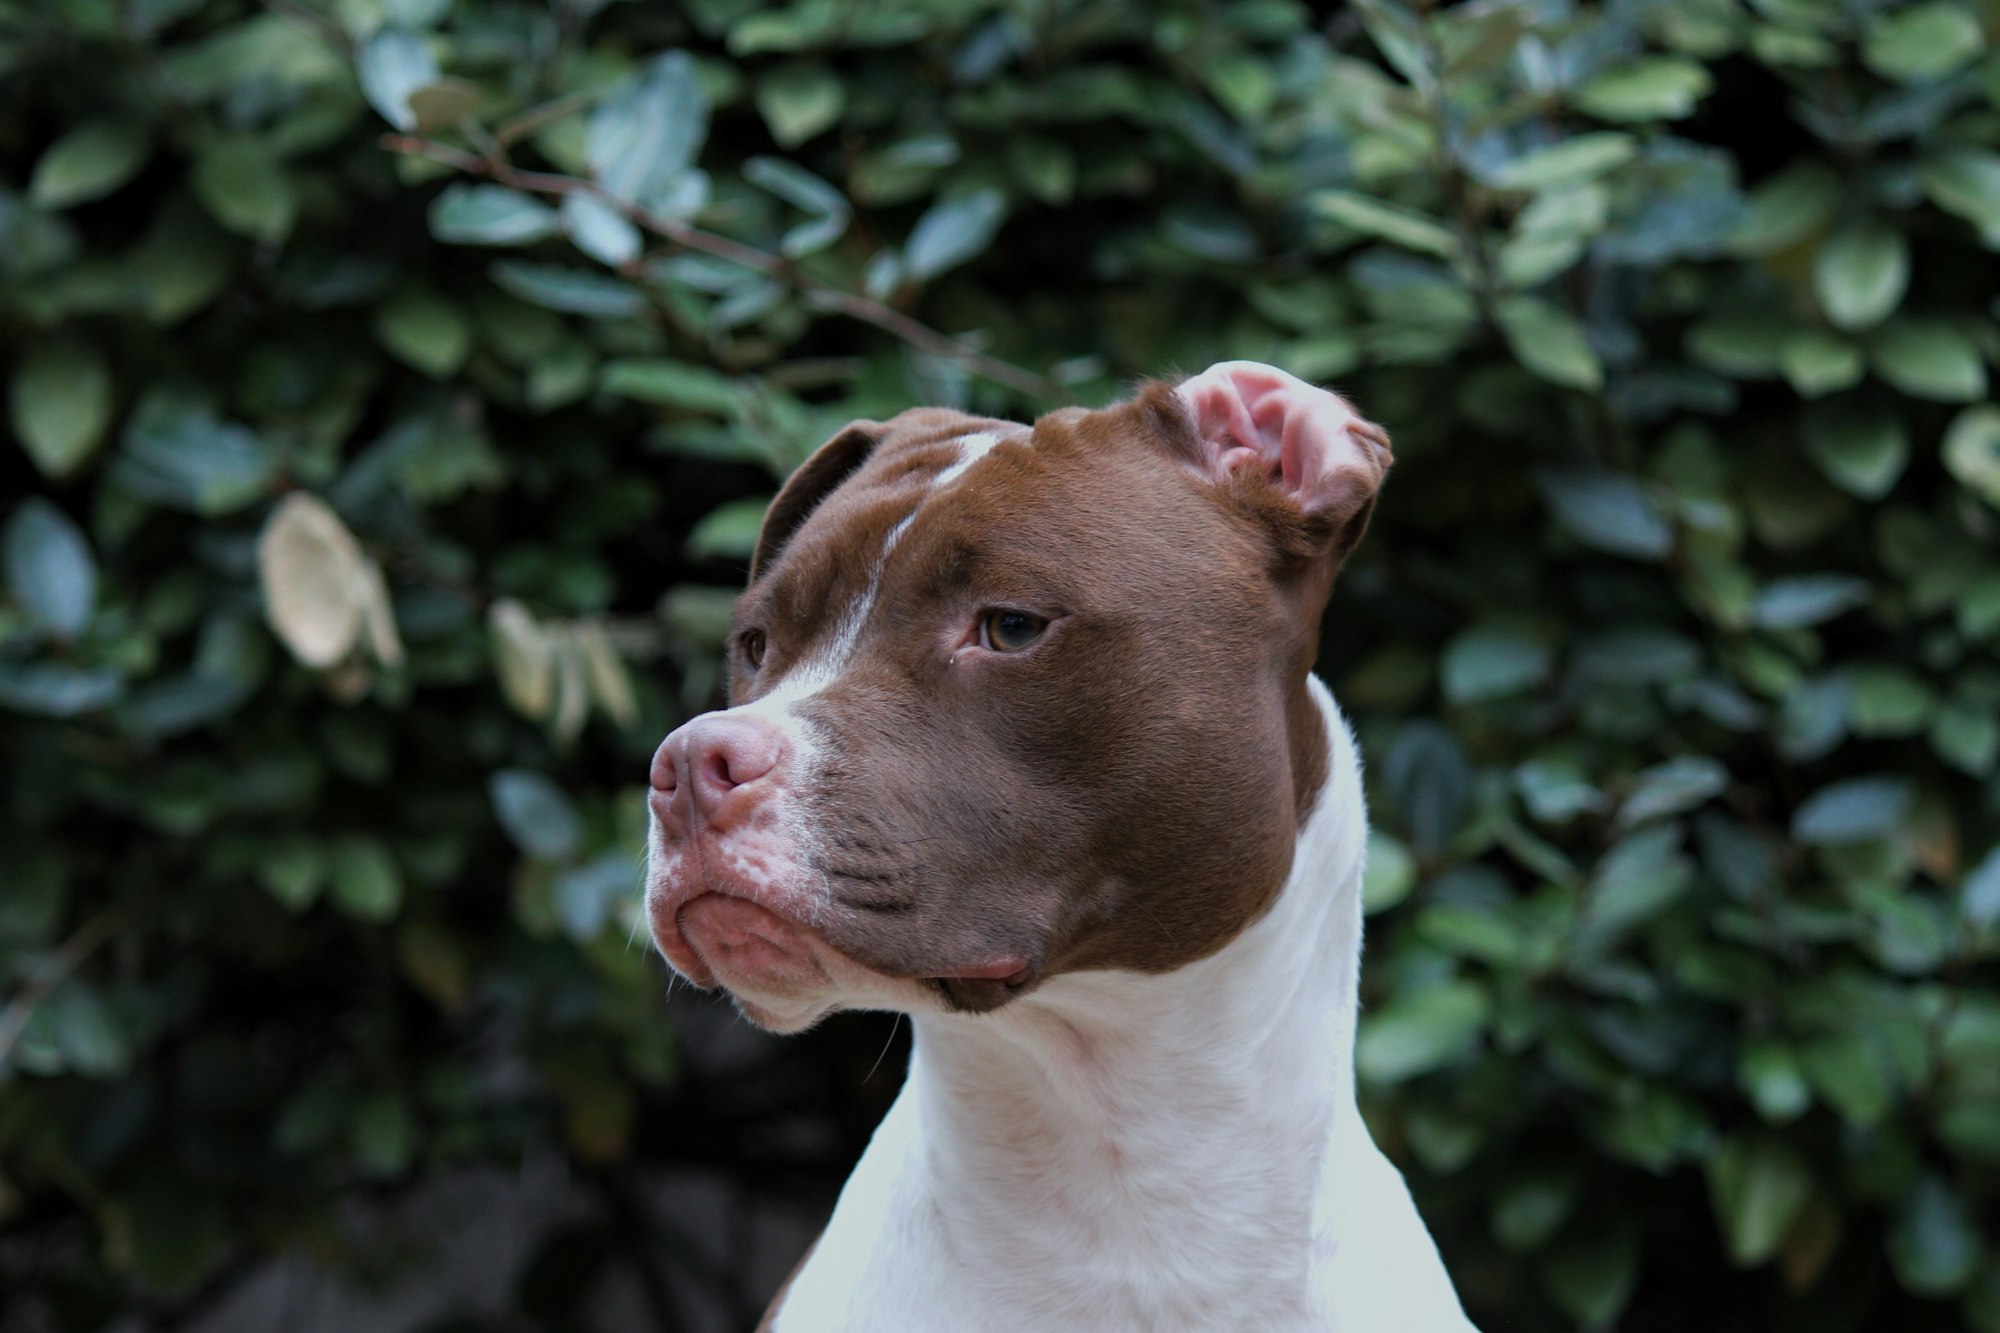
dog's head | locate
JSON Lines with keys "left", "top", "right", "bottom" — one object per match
{"left": 645, "top": 361, "right": 1391, "bottom": 1031}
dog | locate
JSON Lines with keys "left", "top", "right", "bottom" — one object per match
{"left": 646, "top": 361, "right": 1478, "bottom": 1331}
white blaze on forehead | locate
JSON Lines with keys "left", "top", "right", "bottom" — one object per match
{"left": 754, "top": 426, "right": 1030, "bottom": 721}
{"left": 935, "top": 432, "right": 1000, "bottom": 487}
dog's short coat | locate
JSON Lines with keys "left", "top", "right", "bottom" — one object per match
{"left": 647, "top": 362, "right": 1479, "bottom": 1330}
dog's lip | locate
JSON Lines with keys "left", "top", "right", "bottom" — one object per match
{"left": 930, "top": 958, "right": 1034, "bottom": 986}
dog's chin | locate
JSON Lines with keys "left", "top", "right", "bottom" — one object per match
{"left": 664, "top": 892, "right": 936, "bottom": 1032}
{"left": 676, "top": 895, "right": 840, "bottom": 1032}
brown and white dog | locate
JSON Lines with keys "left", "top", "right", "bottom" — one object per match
{"left": 646, "top": 362, "right": 1478, "bottom": 1331}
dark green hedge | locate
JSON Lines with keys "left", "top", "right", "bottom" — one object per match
{"left": 4, "top": 0, "right": 1999, "bottom": 1328}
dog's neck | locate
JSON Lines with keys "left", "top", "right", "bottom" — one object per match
{"left": 902, "top": 678, "right": 1367, "bottom": 1323}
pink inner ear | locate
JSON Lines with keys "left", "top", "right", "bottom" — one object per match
{"left": 1176, "top": 360, "right": 1387, "bottom": 516}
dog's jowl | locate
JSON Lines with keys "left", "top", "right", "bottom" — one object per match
{"left": 646, "top": 361, "right": 1480, "bottom": 1331}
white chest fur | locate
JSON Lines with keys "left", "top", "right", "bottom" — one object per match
{"left": 773, "top": 680, "right": 1478, "bottom": 1332}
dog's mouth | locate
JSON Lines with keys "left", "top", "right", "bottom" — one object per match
{"left": 647, "top": 826, "right": 1043, "bottom": 1021}
{"left": 665, "top": 890, "right": 1034, "bottom": 990}
{"left": 673, "top": 893, "right": 828, "bottom": 991}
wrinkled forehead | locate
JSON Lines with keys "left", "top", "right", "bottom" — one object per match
{"left": 759, "top": 406, "right": 1092, "bottom": 579}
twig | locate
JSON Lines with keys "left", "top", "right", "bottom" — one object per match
{"left": 381, "top": 134, "right": 1062, "bottom": 402}
{"left": 0, "top": 907, "right": 129, "bottom": 1067}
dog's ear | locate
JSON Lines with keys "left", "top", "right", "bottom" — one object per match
{"left": 1172, "top": 360, "right": 1392, "bottom": 563}
{"left": 750, "top": 420, "right": 887, "bottom": 582}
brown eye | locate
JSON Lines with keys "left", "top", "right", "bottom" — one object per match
{"left": 980, "top": 609, "right": 1048, "bottom": 653}
{"left": 740, "top": 629, "right": 767, "bottom": 668}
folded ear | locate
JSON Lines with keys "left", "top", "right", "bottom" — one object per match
{"left": 750, "top": 420, "right": 887, "bottom": 581}
{"left": 1175, "top": 360, "right": 1391, "bottom": 559}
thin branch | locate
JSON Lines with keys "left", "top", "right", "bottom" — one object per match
{"left": 0, "top": 907, "right": 129, "bottom": 1067}
{"left": 381, "top": 134, "right": 1061, "bottom": 402}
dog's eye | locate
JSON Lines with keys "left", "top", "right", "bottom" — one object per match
{"left": 740, "top": 629, "right": 767, "bottom": 668}
{"left": 980, "top": 610, "right": 1047, "bottom": 653}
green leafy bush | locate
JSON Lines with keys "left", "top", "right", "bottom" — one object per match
{"left": 3, "top": 0, "right": 1998, "bottom": 1328}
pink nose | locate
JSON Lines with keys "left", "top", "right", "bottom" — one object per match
{"left": 650, "top": 712, "right": 786, "bottom": 835}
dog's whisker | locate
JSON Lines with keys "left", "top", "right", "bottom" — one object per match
{"left": 864, "top": 1013, "right": 903, "bottom": 1084}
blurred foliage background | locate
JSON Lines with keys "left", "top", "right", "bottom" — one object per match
{"left": 4, "top": 0, "right": 2000, "bottom": 1329}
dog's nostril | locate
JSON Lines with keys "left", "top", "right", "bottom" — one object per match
{"left": 701, "top": 748, "right": 739, "bottom": 792}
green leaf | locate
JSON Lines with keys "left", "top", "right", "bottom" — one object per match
{"left": 1516, "top": 757, "right": 1607, "bottom": 823}
{"left": 1311, "top": 190, "right": 1459, "bottom": 257}
{"left": 1491, "top": 1172, "right": 1579, "bottom": 1251}
{"left": 1492, "top": 134, "right": 1639, "bottom": 191}
{"left": 1440, "top": 622, "right": 1551, "bottom": 702}
{"left": 1382, "top": 721, "right": 1472, "bottom": 853}
{"left": 560, "top": 193, "right": 642, "bottom": 267}
{"left": 1889, "top": 1175, "right": 1985, "bottom": 1296}
{"left": 407, "top": 76, "right": 482, "bottom": 132}
{"left": 599, "top": 359, "right": 739, "bottom": 413}
{"left": 428, "top": 184, "right": 560, "bottom": 245}
{"left": 1814, "top": 219, "right": 1907, "bottom": 331}
{"left": 1932, "top": 696, "right": 2000, "bottom": 775}
{"left": 353, "top": 1092, "right": 416, "bottom": 1176}
{"left": 1803, "top": 1033, "right": 1896, "bottom": 1126}
{"left": 1496, "top": 297, "right": 1602, "bottom": 390}
{"left": 904, "top": 188, "right": 1007, "bottom": 281}
{"left": 47, "top": 981, "right": 129, "bottom": 1076}
{"left": 1353, "top": 0, "right": 1433, "bottom": 93}
{"left": 1919, "top": 148, "right": 2000, "bottom": 247}
{"left": 1792, "top": 774, "right": 1912, "bottom": 845}
{"left": 1943, "top": 405, "right": 2000, "bottom": 508}
{"left": 373, "top": 290, "right": 470, "bottom": 379}
{"left": 1847, "top": 664, "right": 1932, "bottom": 737}
{"left": 1620, "top": 756, "right": 1728, "bottom": 826}
{"left": 357, "top": 28, "right": 437, "bottom": 131}
{"left": 588, "top": 50, "right": 708, "bottom": 205}
{"left": 1802, "top": 406, "right": 1906, "bottom": 499}
{"left": 490, "top": 262, "right": 646, "bottom": 317}
{"left": 744, "top": 157, "right": 851, "bottom": 258}
{"left": 687, "top": 497, "right": 770, "bottom": 561}
{"left": 191, "top": 135, "right": 297, "bottom": 244}
{"left": 1963, "top": 847, "right": 2000, "bottom": 931}
{"left": 1573, "top": 57, "right": 1712, "bottom": 121}
{"left": 1728, "top": 161, "right": 1837, "bottom": 256}
{"left": 1738, "top": 1040, "right": 1812, "bottom": 1121}
{"left": 1779, "top": 331, "right": 1864, "bottom": 398}
{"left": 5, "top": 498, "right": 96, "bottom": 639}
{"left": 1749, "top": 574, "right": 1870, "bottom": 629}
{"left": 1687, "top": 315, "right": 1790, "bottom": 378}
{"left": 1355, "top": 980, "right": 1489, "bottom": 1084}
{"left": 1536, "top": 469, "right": 1672, "bottom": 559}
{"left": 0, "top": 662, "right": 124, "bottom": 717}
{"left": 1707, "top": 1135, "right": 1813, "bottom": 1266}
{"left": 258, "top": 836, "right": 325, "bottom": 912}
{"left": 329, "top": 836, "right": 403, "bottom": 922}
{"left": 113, "top": 392, "right": 274, "bottom": 515}
{"left": 27, "top": 118, "right": 150, "bottom": 209}
{"left": 1579, "top": 825, "right": 1693, "bottom": 944}
{"left": 490, "top": 768, "right": 582, "bottom": 861}
{"left": 1541, "top": 1220, "right": 1640, "bottom": 1329}
{"left": 1870, "top": 321, "right": 1988, "bottom": 402}
{"left": 756, "top": 61, "right": 845, "bottom": 148}
{"left": 1362, "top": 831, "right": 1416, "bottom": 915}
{"left": 1862, "top": 3, "right": 1985, "bottom": 83}
{"left": 9, "top": 340, "right": 111, "bottom": 479}
{"left": 127, "top": 198, "right": 237, "bottom": 325}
